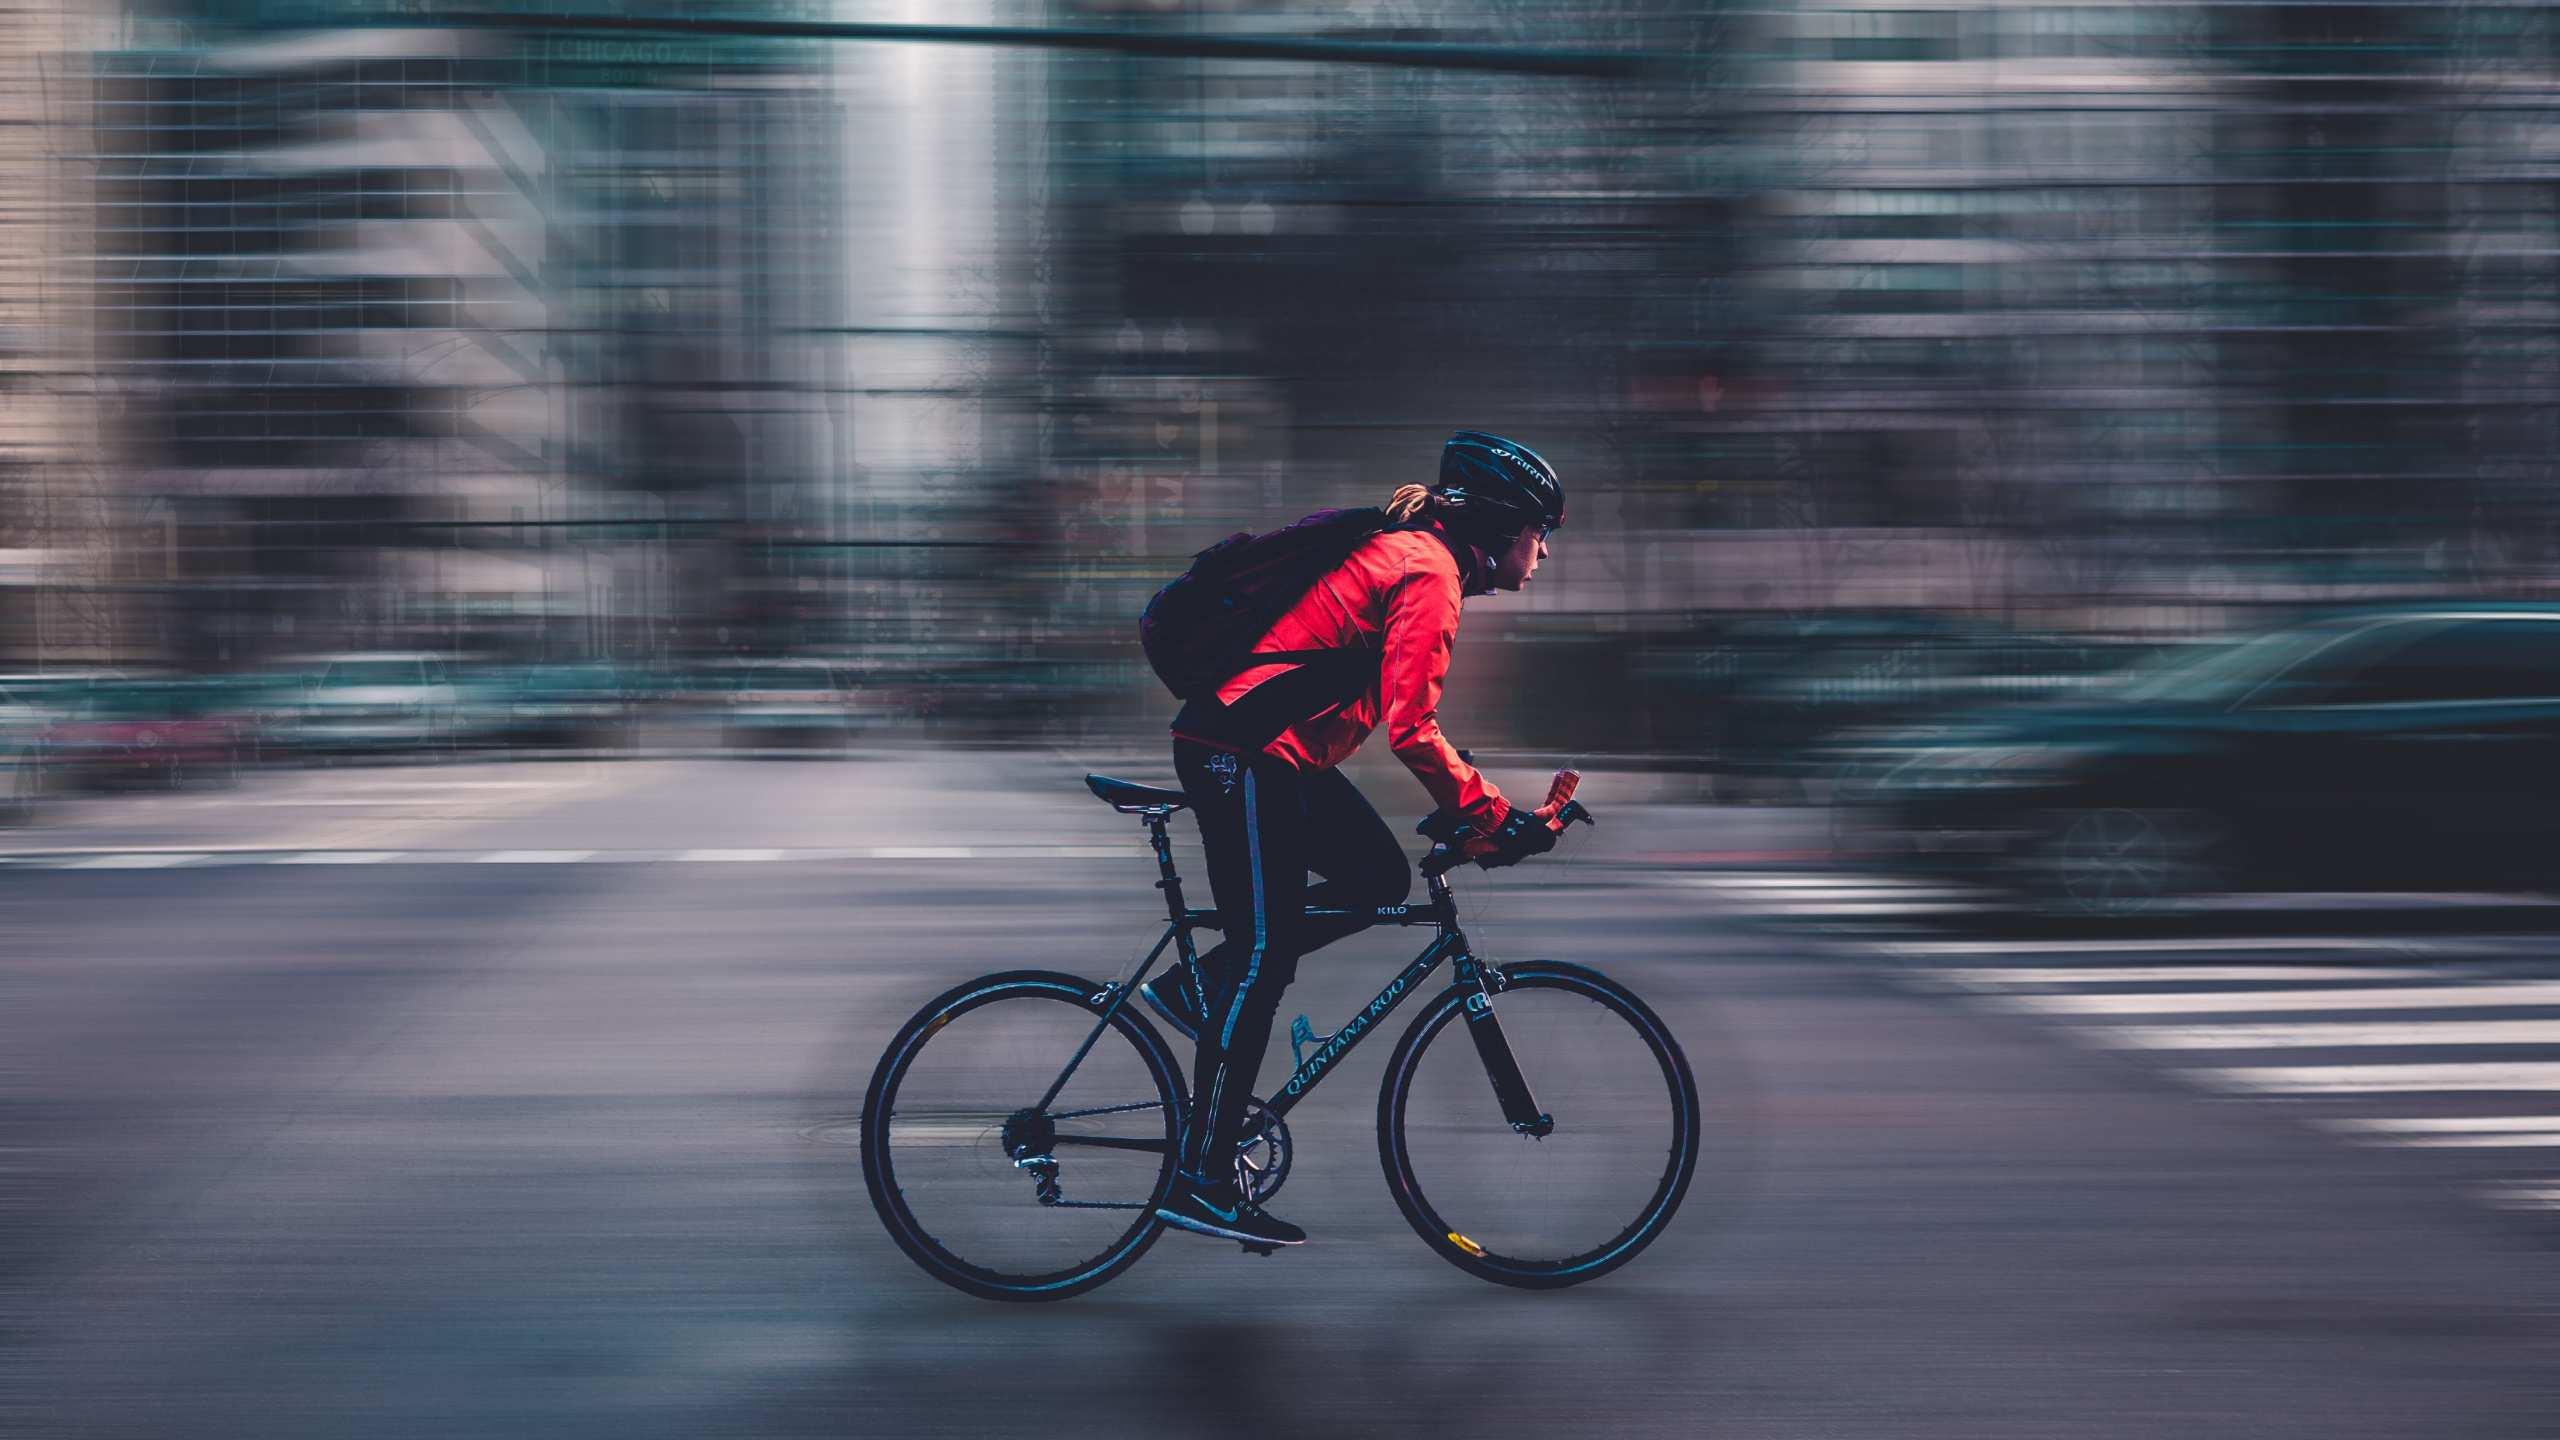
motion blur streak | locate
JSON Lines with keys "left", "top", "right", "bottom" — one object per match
{"left": 13, "top": 3, "right": 2560, "bottom": 1437}
{"left": 0, "top": 0, "right": 2552, "bottom": 761}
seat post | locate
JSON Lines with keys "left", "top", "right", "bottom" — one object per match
{"left": 1145, "top": 812, "right": 1192, "bottom": 926}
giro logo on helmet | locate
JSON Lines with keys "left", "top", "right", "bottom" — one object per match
{"left": 1437, "top": 431, "right": 1565, "bottom": 537}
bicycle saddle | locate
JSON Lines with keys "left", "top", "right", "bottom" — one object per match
{"left": 1085, "top": 774, "right": 1190, "bottom": 813}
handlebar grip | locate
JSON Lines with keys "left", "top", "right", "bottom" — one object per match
{"left": 1542, "top": 768, "right": 1581, "bottom": 813}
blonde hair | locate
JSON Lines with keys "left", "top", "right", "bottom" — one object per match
{"left": 1384, "top": 483, "right": 1435, "bottom": 523}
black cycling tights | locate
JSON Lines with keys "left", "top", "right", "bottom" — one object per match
{"left": 1172, "top": 738, "right": 1411, "bottom": 1189}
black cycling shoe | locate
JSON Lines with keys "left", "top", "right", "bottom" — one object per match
{"left": 1155, "top": 1178, "right": 1306, "bottom": 1247}
{"left": 1137, "top": 961, "right": 1206, "bottom": 1043}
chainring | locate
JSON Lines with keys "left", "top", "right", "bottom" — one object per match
{"left": 1234, "top": 1098, "right": 1294, "bottom": 1204}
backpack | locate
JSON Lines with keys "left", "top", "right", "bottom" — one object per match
{"left": 1140, "top": 508, "right": 1461, "bottom": 751}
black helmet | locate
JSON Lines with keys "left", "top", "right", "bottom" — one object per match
{"left": 1437, "top": 431, "right": 1564, "bottom": 540}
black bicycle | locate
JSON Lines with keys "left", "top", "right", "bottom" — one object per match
{"left": 858, "top": 773, "right": 1702, "bottom": 1301}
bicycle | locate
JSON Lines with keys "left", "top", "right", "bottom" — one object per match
{"left": 857, "top": 772, "right": 1702, "bottom": 1301}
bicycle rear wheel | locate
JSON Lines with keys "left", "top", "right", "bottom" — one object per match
{"left": 1378, "top": 960, "right": 1700, "bottom": 1288}
{"left": 861, "top": 970, "right": 1184, "bottom": 1301}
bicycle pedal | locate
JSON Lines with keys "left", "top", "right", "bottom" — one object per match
{"left": 1237, "top": 1241, "right": 1282, "bottom": 1257}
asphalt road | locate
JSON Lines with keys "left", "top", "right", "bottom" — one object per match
{"left": 7, "top": 754, "right": 2559, "bottom": 1438}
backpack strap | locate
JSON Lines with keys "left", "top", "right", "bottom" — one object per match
{"left": 1170, "top": 525, "right": 1471, "bottom": 751}
{"left": 1171, "top": 647, "right": 1380, "bottom": 753}
{"left": 1387, "top": 519, "right": 1485, "bottom": 594}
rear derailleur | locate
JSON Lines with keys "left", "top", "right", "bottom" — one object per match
{"left": 1001, "top": 1108, "right": 1064, "bottom": 1206}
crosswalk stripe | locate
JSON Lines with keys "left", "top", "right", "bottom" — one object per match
{"left": 2323, "top": 1116, "right": 2560, "bottom": 1133}
{"left": 1691, "top": 874, "right": 1955, "bottom": 891}
{"left": 2317, "top": 1118, "right": 2560, "bottom": 1148}
{"left": 2196, "top": 1062, "right": 2560, "bottom": 1094}
{"left": 2364, "top": 1132, "right": 2560, "bottom": 1148}
{"left": 1904, "top": 953, "right": 2560, "bottom": 1215}
{"left": 1930, "top": 966, "right": 2441, "bottom": 987}
{"left": 2091, "top": 1020, "right": 2560, "bottom": 1050}
{"left": 1888, "top": 937, "right": 2446, "bottom": 957}
{"left": 1994, "top": 982, "right": 2560, "bottom": 1016}
{"left": 62, "top": 852, "right": 209, "bottom": 869}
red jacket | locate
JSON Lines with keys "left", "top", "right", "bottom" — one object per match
{"left": 1183, "top": 527, "right": 1511, "bottom": 830}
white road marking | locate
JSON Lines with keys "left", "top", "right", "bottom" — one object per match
{"left": 2196, "top": 1062, "right": 2560, "bottom": 1094}
{"left": 271, "top": 851, "right": 401, "bottom": 864}
{"left": 2322, "top": 1116, "right": 2560, "bottom": 1133}
{"left": 1888, "top": 937, "right": 2447, "bottom": 957}
{"left": 472, "top": 850, "right": 596, "bottom": 864}
{"left": 675, "top": 849, "right": 789, "bottom": 862}
{"left": 1994, "top": 982, "right": 2560, "bottom": 1016}
{"left": 2316, "top": 1118, "right": 2560, "bottom": 1148}
{"left": 2477, "top": 1183, "right": 2560, "bottom": 1209}
{"left": 871, "top": 846, "right": 975, "bottom": 859}
{"left": 2371, "top": 1133, "right": 2560, "bottom": 1148}
{"left": 1689, "top": 874, "right": 1957, "bottom": 891}
{"left": 62, "top": 852, "right": 207, "bottom": 869}
{"left": 1925, "top": 966, "right": 2441, "bottom": 987}
{"left": 2091, "top": 1020, "right": 2560, "bottom": 1050}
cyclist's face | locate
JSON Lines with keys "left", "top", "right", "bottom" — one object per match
{"left": 1489, "top": 525, "right": 1549, "bottom": 592}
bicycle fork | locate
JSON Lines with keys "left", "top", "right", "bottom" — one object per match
{"left": 1451, "top": 951, "right": 1554, "bottom": 1138}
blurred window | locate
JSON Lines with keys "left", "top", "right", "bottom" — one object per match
{"left": 2243, "top": 623, "right": 2447, "bottom": 707}
{"left": 81, "top": 686, "right": 178, "bottom": 721}
{"left": 1831, "top": 11, "right": 1961, "bottom": 61}
{"left": 2117, "top": 626, "right": 2362, "bottom": 705}
{"left": 2303, "top": 620, "right": 2560, "bottom": 705}
{"left": 321, "top": 659, "right": 428, "bottom": 688}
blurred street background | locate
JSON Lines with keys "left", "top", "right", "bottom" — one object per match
{"left": 9, "top": 0, "right": 2560, "bottom": 759}
{"left": 11, "top": 752, "right": 2560, "bottom": 1438}
{"left": 13, "top": 0, "right": 2560, "bottom": 1434}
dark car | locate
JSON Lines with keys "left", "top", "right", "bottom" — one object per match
{"left": 484, "top": 662, "right": 658, "bottom": 750}
{"left": 42, "top": 677, "right": 253, "bottom": 790}
{"left": 1834, "top": 606, "right": 2560, "bottom": 914}
{"left": 1645, "top": 614, "right": 2155, "bottom": 778}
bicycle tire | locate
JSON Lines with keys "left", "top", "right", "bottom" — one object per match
{"left": 1377, "top": 960, "right": 1700, "bottom": 1289}
{"left": 861, "top": 970, "right": 1185, "bottom": 1302}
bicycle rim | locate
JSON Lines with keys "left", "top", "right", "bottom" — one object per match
{"left": 861, "top": 972, "right": 1183, "bottom": 1301}
{"left": 1378, "top": 962, "right": 1700, "bottom": 1288}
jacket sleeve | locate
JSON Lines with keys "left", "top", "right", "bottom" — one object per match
{"left": 1380, "top": 551, "right": 1511, "bottom": 829}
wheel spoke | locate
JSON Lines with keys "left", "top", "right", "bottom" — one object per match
{"left": 861, "top": 976, "right": 1181, "bottom": 1301}
{"left": 1381, "top": 967, "right": 1697, "bottom": 1289}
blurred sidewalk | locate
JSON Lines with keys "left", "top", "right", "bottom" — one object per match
{"left": 0, "top": 750, "right": 1835, "bottom": 867}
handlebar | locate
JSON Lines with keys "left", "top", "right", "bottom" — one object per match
{"left": 1417, "top": 769, "right": 1596, "bottom": 877}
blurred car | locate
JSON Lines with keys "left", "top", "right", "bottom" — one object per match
{"left": 679, "top": 658, "right": 875, "bottom": 750}
{"left": 0, "top": 677, "right": 64, "bottom": 820}
{"left": 483, "top": 661, "right": 658, "bottom": 750}
{"left": 1646, "top": 615, "right": 2157, "bottom": 777}
{"left": 291, "top": 652, "right": 462, "bottom": 755}
{"left": 1834, "top": 606, "right": 2560, "bottom": 914}
{"left": 40, "top": 676, "right": 252, "bottom": 790}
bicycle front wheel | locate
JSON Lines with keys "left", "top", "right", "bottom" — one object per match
{"left": 1378, "top": 960, "right": 1700, "bottom": 1289}
{"left": 860, "top": 971, "right": 1184, "bottom": 1302}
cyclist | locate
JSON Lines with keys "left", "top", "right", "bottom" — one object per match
{"left": 1144, "top": 430, "right": 1567, "bottom": 1248}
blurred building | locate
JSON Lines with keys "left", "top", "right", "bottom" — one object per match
{"left": 1011, "top": 1, "right": 2560, "bottom": 751}
{"left": 0, "top": 0, "right": 116, "bottom": 666}
{"left": 75, "top": 1, "right": 843, "bottom": 669}
{"left": 8, "top": 1, "right": 2560, "bottom": 756}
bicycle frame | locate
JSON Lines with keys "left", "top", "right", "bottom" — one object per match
{"left": 1038, "top": 806, "right": 1551, "bottom": 1137}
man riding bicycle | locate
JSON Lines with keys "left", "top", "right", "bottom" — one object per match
{"left": 1144, "top": 431, "right": 1571, "bottom": 1249}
